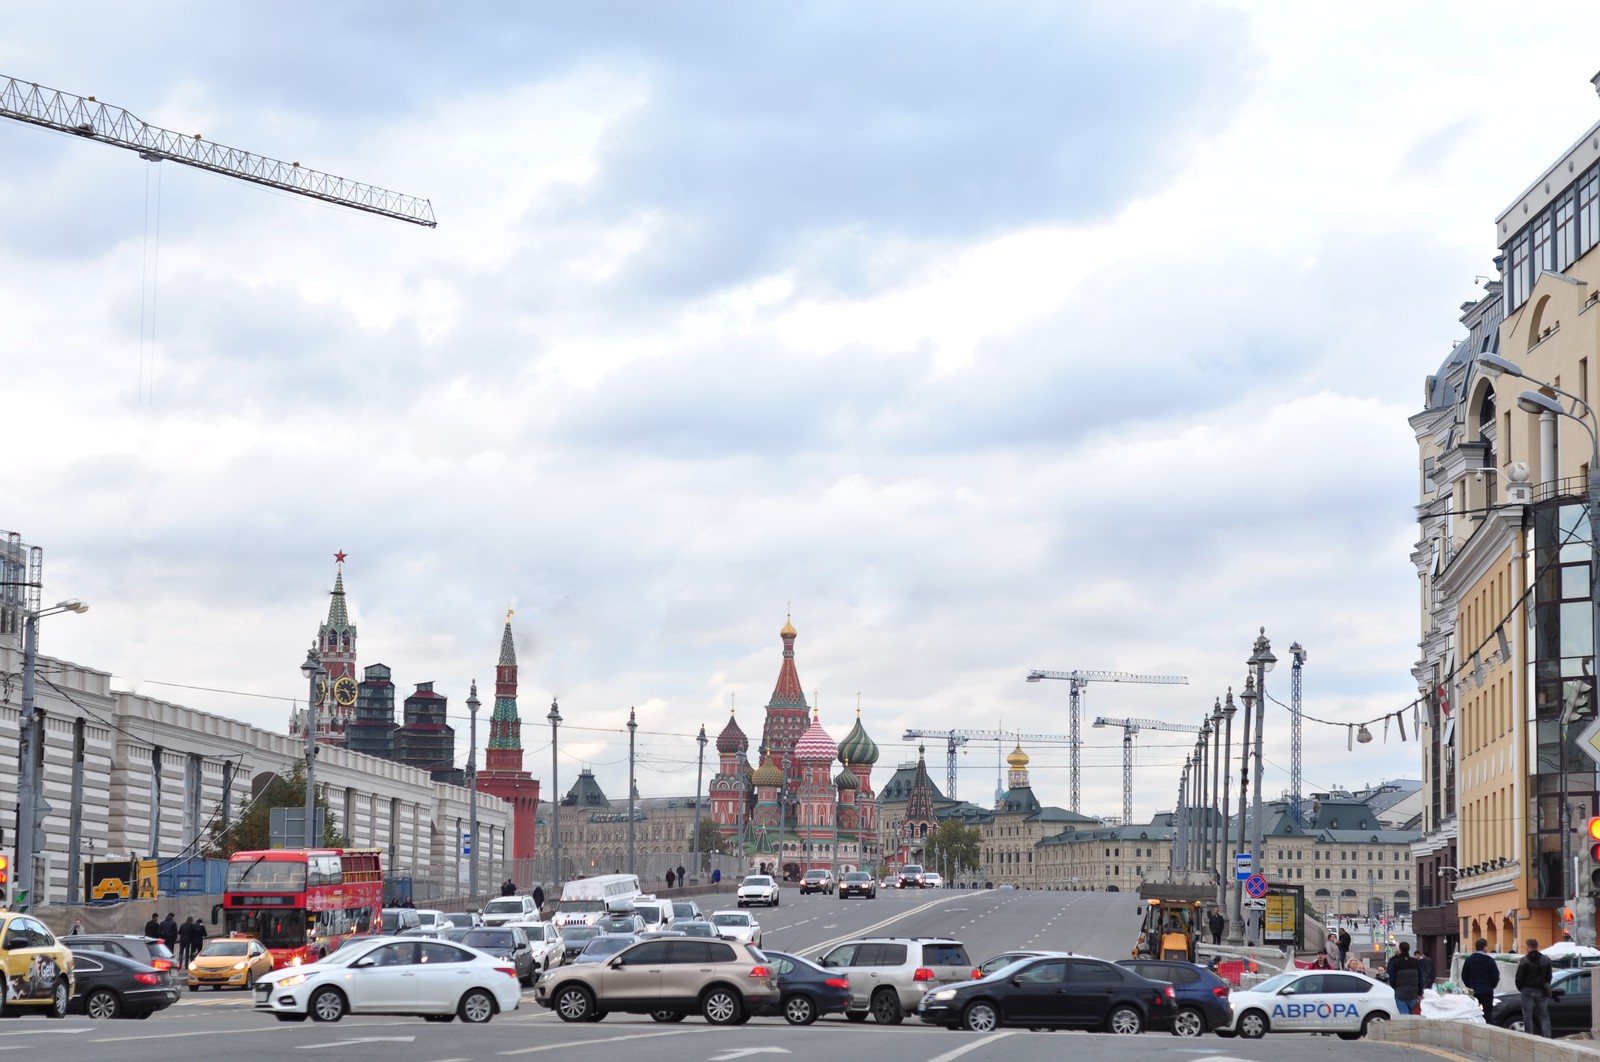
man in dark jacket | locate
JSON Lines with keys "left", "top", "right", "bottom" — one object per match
{"left": 501, "top": 879, "right": 516, "bottom": 896}
{"left": 143, "top": 912, "right": 162, "bottom": 939}
{"left": 177, "top": 917, "right": 196, "bottom": 966}
{"left": 160, "top": 913, "right": 179, "bottom": 955}
{"left": 1515, "top": 937, "right": 1554, "bottom": 1037}
{"left": 191, "top": 917, "right": 207, "bottom": 960}
{"left": 1208, "top": 908, "right": 1225, "bottom": 945}
{"left": 532, "top": 885, "right": 546, "bottom": 913}
{"left": 1386, "top": 941, "right": 1424, "bottom": 1015}
{"left": 1460, "top": 938, "right": 1499, "bottom": 1022}
{"left": 1336, "top": 927, "right": 1352, "bottom": 968}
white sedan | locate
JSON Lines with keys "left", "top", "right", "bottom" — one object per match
{"left": 709, "top": 910, "right": 763, "bottom": 948}
{"left": 506, "top": 921, "right": 566, "bottom": 972}
{"left": 253, "top": 936, "right": 521, "bottom": 1024}
{"left": 737, "top": 874, "right": 780, "bottom": 907}
{"left": 924, "top": 872, "right": 944, "bottom": 888}
{"left": 1220, "top": 969, "right": 1396, "bottom": 1041}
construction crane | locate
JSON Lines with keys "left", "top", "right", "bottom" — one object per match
{"left": 1025, "top": 670, "right": 1188, "bottom": 814}
{"left": 1, "top": 74, "right": 436, "bottom": 226}
{"left": 901, "top": 727, "right": 1074, "bottom": 803}
{"left": 1092, "top": 716, "right": 1205, "bottom": 827}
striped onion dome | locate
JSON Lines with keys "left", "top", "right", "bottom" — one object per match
{"left": 837, "top": 709, "right": 879, "bottom": 766}
{"left": 834, "top": 764, "right": 859, "bottom": 790}
{"left": 794, "top": 710, "right": 838, "bottom": 762}
{"left": 716, "top": 709, "right": 748, "bottom": 755}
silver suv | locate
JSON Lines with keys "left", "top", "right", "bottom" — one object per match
{"left": 815, "top": 936, "right": 973, "bottom": 1024}
{"left": 536, "top": 936, "right": 778, "bottom": 1024}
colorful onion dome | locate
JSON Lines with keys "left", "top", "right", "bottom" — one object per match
{"left": 838, "top": 708, "right": 879, "bottom": 766}
{"left": 752, "top": 754, "right": 784, "bottom": 788}
{"left": 834, "top": 763, "right": 859, "bottom": 790}
{"left": 716, "top": 708, "right": 748, "bottom": 755}
{"left": 780, "top": 612, "right": 797, "bottom": 638}
{"left": 794, "top": 709, "right": 838, "bottom": 762}
{"left": 1007, "top": 742, "right": 1030, "bottom": 768}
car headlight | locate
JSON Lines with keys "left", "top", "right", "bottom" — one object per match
{"left": 279, "top": 974, "right": 307, "bottom": 988}
{"left": 286, "top": 956, "right": 303, "bottom": 967}
{"left": 233, "top": 961, "right": 249, "bottom": 971}
{"left": 928, "top": 989, "right": 957, "bottom": 1002}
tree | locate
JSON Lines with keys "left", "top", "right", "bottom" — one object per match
{"left": 924, "top": 821, "right": 981, "bottom": 882}
{"left": 204, "top": 762, "right": 348, "bottom": 858}
{"left": 692, "top": 817, "right": 732, "bottom": 869}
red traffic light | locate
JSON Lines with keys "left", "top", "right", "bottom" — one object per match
{"left": 0, "top": 854, "right": 8, "bottom": 884}
{"left": 1588, "top": 817, "right": 1600, "bottom": 842}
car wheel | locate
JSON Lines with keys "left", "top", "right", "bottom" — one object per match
{"left": 845, "top": 1009, "right": 869, "bottom": 1023}
{"left": 1360, "top": 1012, "right": 1390, "bottom": 1038}
{"left": 245, "top": 971, "right": 255, "bottom": 990}
{"left": 1106, "top": 1005, "right": 1143, "bottom": 1035}
{"left": 458, "top": 989, "right": 496, "bottom": 1024}
{"left": 1500, "top": 1017, "right": 1525, "bottom": 1032}
{"left": 520, "top": 971, "right": 533, "bottom": 987}
{"left": 85, "top": 989, "right": 121, "bottom": 1020}
{"left": 783, "top": 994, "right": 817, "bottom": 1026}
{"left": 589, "top": 1010, "right": 609, "bottom": 1022}
{"left": 702, "top": 986, "right": 743, "bottom": 1025}
{"left": 187, "top": 985, "right": 199, "bottom": 993}
{"left": 1172, "top": 1006, "right": 1206, "bottom": 1037}
{"left": 1337, "top": 1030, "right": 1362, "bottom": 1041}
{"left": 871, "top": 988, "right": 904, "bottom": 1025}
{"left": 1237, "top": 1009, "right": 1269, "bottom": 1039}
{"left": 962, "top": 1000, "right": 999, "bottom": 1032}
{"left": 47, "top": 980, "right": 69, "bottom": 1019}
{"left": 423, "top": 1014, "right": 454, "bottom": 1023}
{"left": 554, "top": 985, "right": 594, "bottom": 1023}
{"left": 132, "top": 1011, "right": 153, "bottom": 1020}
{"left": 310, "top": 987, "right": 346, "bottom": 1023}
{"left": 650, "top": 1009, "right": 687, "bottom": 1023}
{"left": 275, "top": 1013, "right": 308, "bottom": 1023}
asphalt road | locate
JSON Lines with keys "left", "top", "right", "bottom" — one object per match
{"left": 0, "top": 889, "right": 1492, "bottom": 1062}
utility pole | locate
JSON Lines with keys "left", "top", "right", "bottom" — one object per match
{"left": 547, "top": 699, "right": 561, "bottom": 888}
{"left": 1248, "top": 630, "right": 1276, "bottom": 888}
{"left": 299, "top": 649, "right": 325, "bottom": 850}
{"left": 1229, "top": 677, "right": 1255, "bottom": 944}
{"left": 466, "top": 681, "right": 480, "bottom": 899}
{"left": 16, "top": 600, "right": 89, "bottom": 908}
{"left": 626, "top": 708, "right": 638, "bottom": 877}
{"left": 1217, "top": 691, "right": 1235, "bottom": 915}
{"left": 692, "top": 724, "right": 707, "bottom": 881}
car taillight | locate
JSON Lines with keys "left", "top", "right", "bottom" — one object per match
{"left": 971, "top": 969, "right": 983, "bottom": 979}
{"left": 913, "top": 968, "right": 936, "bottom": 982}
{"left": 150, "top": 959, "right": 173, "bottom": 971}
{"left": 824, "top": 978, "right": 849, "bottom": 989}
{"left": 133, "top": 972, "right": 161, "bottom": 985}
{"left": 495, "top": 965, "right": 518, "bottom": 979}
{"left": 749, "top": 966, "right": 772, "bottom": 979}
{"left": 1213, "top": 985, "right": 1229, "bottom": 998}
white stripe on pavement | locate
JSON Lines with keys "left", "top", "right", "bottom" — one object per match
{"left": 925, "top": 1031, "right": 1015, "bottom": 1062}
{"left": 499, "top": 1029, "right": 718, "bottom": 1056}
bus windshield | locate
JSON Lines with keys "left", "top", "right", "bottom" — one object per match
{"left": 224, "top": 909, "right": 308, "bottom": 949}
{"left": 555, "top": 900, "right": 605, "bottom": 914}
{"left": 226, "top": 859, "right": 307, "bottom": 892}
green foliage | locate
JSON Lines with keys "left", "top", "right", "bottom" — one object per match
{"left": 923, "top": 820, "right": 982, "bottom": 878}
{"left": 203, "top": 762, "right": 348, "bottom": 857}
{"left": 693, "top": 816, "right": 732, "bottom": 869}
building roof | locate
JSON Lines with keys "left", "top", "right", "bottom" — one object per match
{"left": 562, "top": 768, "right": 611, "bottom": 809}
{"left": 717, "top": 708, "right": 749, "bottom": 755}
{"left": 877, "top": 761, "right": 947, "bottom": 803}
{"left": 767, "top": 616, "right": 808, "bottom": 710}
{"left": 794, "top": 710, "right": 838, "bottom": 762}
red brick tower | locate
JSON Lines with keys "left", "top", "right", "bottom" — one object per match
{"left": 760, "top": 614, "right": 811, "bottom": 787}
{"left": 475, "top": 611, "right": 540, "bottom": 887}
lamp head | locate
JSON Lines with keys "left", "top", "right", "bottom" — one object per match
{"left": 627, "top": 707, "right": 638, "bottom": 733}
{"left": 1239, "top": 674, "right": 1257, "bottom": 709}
{"left": 300, "top": 648, "right": 321, "bottom": 680}
{"left": 548, "top": 699, "right": 562, "bottom": 726}
{"left": 1475, "top": 353, "right": 1525, "bottom": 380}
{"left": 1517, "top": 389, "right": 1566, "bottom": 417}
{"left": 1356, "top": 725, "right": 1374, "bottom": 744}
{"left": 1250, "top": 628, "right": 1276, "bottom": 672}
{"left": 55, "top": 599, "right": 89, "bottom": 614}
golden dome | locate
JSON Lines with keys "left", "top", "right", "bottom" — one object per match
{"left": 780, "top": 611, "right": 797, "bottom": 638}
{"left": 1007, "top": 742, "right": 1030, "bottom": 768}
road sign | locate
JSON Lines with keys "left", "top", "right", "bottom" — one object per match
{"left": 1578, "top": 716, "right": 1600, "bottom": 767}
{"left": 1245, "top": 873, "right": 1269, "bottom": 898}
{"left": 1235, "top": 854, "right": 1253, "bottom": 881}
{"left": 1243, "top": 896, "right": 1267, "bottom": 911}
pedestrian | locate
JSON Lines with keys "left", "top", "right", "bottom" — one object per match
{"left": 532, "top": 885, "right": 546, "bottom": 913}
{"left": 711, "top": 868, "right": 721, "bottom": 885}
{"left": 1386, "top": 941, "right": 1424, "bottom": 1016}
{"left": 178, "top": 917, "right": 196, "bottom": 966}
{"left": 676, "top": 864, "right": 687, "bottom": 887}
{"left": 69, "top": 918, "right": 83, "bottom": 936}
{"left": 192, "top": 916, "right": 207, "bottom": 957}
{"left": 1311, "top": 953, "right": 1333, "bottom": 970}
{"left": 144, "top": 911, "right": 162, "bottom": 939}
{"left": 160, "top": 912, "right": 179, "bottom": 955}
{"left": 1208, "top": 907, "right": 1225, "bottom": 945}
{"left": 666, "top": 870, "right": 676, "bottom": 889}
{"left": 1460, "top": 938, "right": 1500, "bottom": 1024}
{"left": 501, "top": 878, "right": 515, "bottom": 897}
{"left": 1336, "top": 926, "right": 1352, "bottom": 968}
{"left": 402, "top": 896, "right": 415, "bottom": 909}
{"left": 1515, "top": 937, "right": 1554, "bottom": 1038}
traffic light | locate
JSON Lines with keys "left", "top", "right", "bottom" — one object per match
{"left": 0, "top": 852, "right": 9, "bottom": 901}
{"left": 1587, "top": 817, "right": 1600, "bottom": 893}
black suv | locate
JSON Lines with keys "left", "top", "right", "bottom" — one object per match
{"left": 899, "top": 864, "right": 926, "bottom": 888}
{"left": 918, "top": 954, "right": 1177, "bottom": 1034}
{"left": 65, "top": 935, "right": 178, "bottom": 974}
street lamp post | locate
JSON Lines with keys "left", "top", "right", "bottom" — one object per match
{"left": 547, "top": 699, "right": 562, "bottom": 889}
{"left": 1248, "top": 629, "right": 1276, "bottom": 893}
{"left": 16, "top": 599, "right": 88, "bottom": 908}
{"left": 1210, "top": 697, "right": 1226, "bottom": 904}
{"left": 1229, "top": 677, "right": 1255, "bottom": 944}
{"left": 466, "top": 680, "right": 480, "bottom": 899}
{"left": 299, "top": 649, "right": 326, "bottom": 850}
{"left": 692, "top": 724, "right": 708, "bottom": 882}
{"left": 626, "top": 708, "right": 638, "bottom": 877}
{"left": 1175, "top": 755, "right": 1191, "bottom": 872}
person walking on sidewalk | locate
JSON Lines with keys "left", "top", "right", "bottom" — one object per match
{"left": 1515, "top": 938, "right": 1554, "bottom": 1038}
{"left": 1386, "top": 942, "right": 1424, "bottom": 1015}
{"left": 1460, "top": 938, "right": 1499, "bottom": 1023}
{"left": 1208, "top": 908, "right": 1225, "bottom": 945}
{"left": 1336, "top": 926, "right": 1352, "bottom": 968}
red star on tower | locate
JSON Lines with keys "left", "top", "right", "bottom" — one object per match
{"left": 334, "top": 550, "right": 348, "bottom": 564}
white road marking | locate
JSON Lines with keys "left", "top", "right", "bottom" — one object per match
{"left": 0, "top": 1030, "right": 93, "bottom": 1038}
{"left": 297, "top": 1037, "right": 417, "bottom": 1050}
{"left": 709, "top": 1050, "right": 790, "bottom": 1062}
{"left": 499, "top": 1029, "right": 715, "bottom": 1056}
{"left": 925, "top": 1030, "right": 1015, "bottom": 1062}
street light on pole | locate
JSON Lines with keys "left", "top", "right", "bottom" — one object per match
{"left": 626, "top": 708, "right": 638, "bottom": 877}
{"left": 1248, "top": 628, "right": 1276, "bottom": 897}
{"left": 466, "top": 680, "right": 480, "bottom": 899}
{"left": 547, "top": 699, "right": 562, "bottom": 889}
{"left": 16, "top": 598, "right": 88, "bottom": 909}
{"left": 1228, "top": 676, "right": 1255, "bottom": 944}
{"left": 299, "top": 648, "right": 326, "bottom": 850}
{"left": 692, "top": 724, "right": 708, "bottom": 882}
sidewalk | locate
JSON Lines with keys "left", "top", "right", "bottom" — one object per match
{"left": 1371, "top": 1018, "right": 1600, "bottom": 1059}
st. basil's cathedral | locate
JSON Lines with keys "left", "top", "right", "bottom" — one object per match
{"left": 709, "top": 615, "right": 889, "bottom": 879}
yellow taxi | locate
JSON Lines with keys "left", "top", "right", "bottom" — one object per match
{"left": 188, "top": 936, "right": 274, "bottom": 991}
{"left": 0, "top": 910, "right": 74, "bottom": 1017}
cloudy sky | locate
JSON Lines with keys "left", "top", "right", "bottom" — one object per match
{"left": 6, "top": 2, "right": 1600, "bottom": 822}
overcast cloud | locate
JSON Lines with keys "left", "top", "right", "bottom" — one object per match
{"left": 5, "top": 2, "right": 1600, "bottom": 820}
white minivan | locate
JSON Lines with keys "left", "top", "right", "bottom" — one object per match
{"left": 482, "top": 894, "right": 540, "bottom": 926}
{"left": 631, "top": 897, "right": 675, "bottom": 931}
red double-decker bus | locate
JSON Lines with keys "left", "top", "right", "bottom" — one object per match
{"left": 221, "top": 848, "right": 383, "bottom": 968}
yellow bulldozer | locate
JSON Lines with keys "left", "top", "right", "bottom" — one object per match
{"left": 1133, "top": 882, "right": 1210, "bottom": 962}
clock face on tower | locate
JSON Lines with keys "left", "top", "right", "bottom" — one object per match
{"left": 333, "top": 676, "right": 359, "bottom": 706}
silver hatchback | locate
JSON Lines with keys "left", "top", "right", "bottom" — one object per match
{"left": 815, "top": 937, "right": 973, "bottom": 1024}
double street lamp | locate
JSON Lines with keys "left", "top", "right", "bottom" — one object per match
{"left": 299, "top": 649, "right": 327, "bottom": 850}
{"left": 548, "top": 699, "right": 562, "bottom": 888}
{"left": 626, "top": 707, "right": 638, "bottom": 877}
{"left": 466, "top": 681, "right": 480, "bottom": 898}
{"left": 17, "top": 598, "right": 89, "bottom": 908}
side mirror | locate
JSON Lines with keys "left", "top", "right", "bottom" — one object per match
{"left": 1278, "top": 987, "right": 1297, "bottom": 996}
{"left": 3, "top": 937, "right": 20, "bottom": 950}
{"left": 608, "top": 959, "right": 625, "bottom": 970}
{"left": 353, "top": 958, "right": 376, "bottom": 969}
